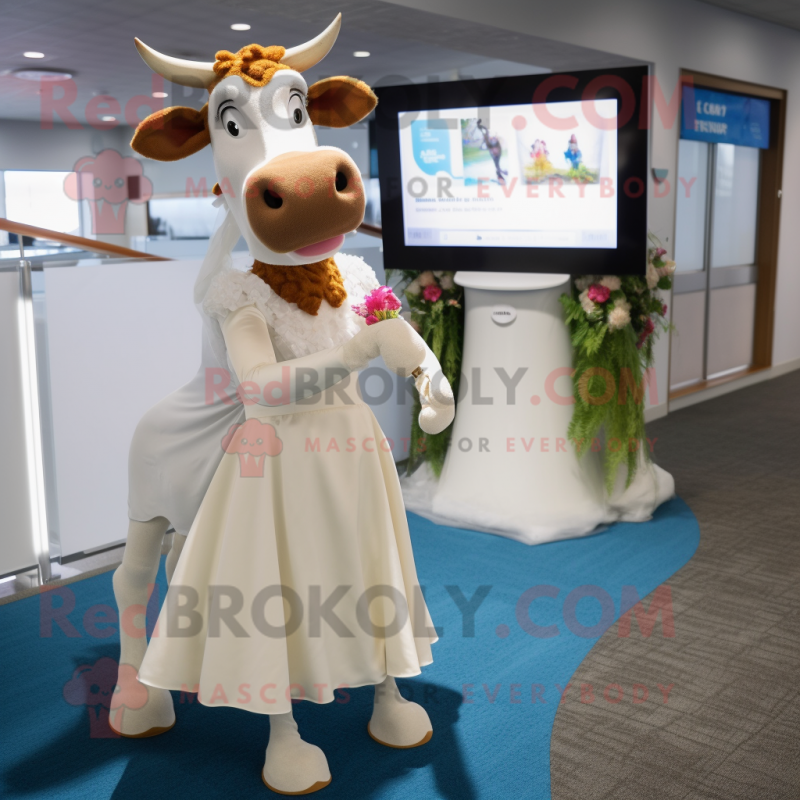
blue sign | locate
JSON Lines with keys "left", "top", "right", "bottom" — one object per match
{"left": 681, "top": 86, "right": 770, "bottom": 149}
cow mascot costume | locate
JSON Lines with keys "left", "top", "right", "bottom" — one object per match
{"left": 111, "top": 14, "right": 454, "bottom": 795}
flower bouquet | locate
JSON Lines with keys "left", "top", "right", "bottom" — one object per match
{"left": 351, "top": 285, "right": 403, "bottom": 326}
{"left": 385, "top": 270, "right": 464, "bottom": 475}
{"left": 559, "top": 234, "right": 675, "bottom": 491}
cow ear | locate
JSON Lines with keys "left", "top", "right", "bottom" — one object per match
{"left": 131, "top": 104, "right": 210, "bottom": 161}
{"left": 307, "top": 77, "right": 377, "bottom": 128}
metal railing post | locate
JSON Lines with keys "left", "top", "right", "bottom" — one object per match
{"left": 17, "top": 257, "right": 53, "bottom": 584}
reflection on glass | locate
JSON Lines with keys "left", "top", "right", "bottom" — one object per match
{"left": 711, "top": 144, "right": 760, "bottom": 268}
{"left": 674, "top": 139, "right": 709, "bottom": 272}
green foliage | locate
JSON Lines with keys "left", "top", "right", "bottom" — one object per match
{"left": 562, "top": 293, "right": 649, "bottom": 492}
{"left": 561, "top": 235, "right": 675, "bottom": 492}
{"left": 386, "top": 237, "right": 674, "bottom": 493}
{"left": 386, "top": 270, "right": 463, "bottom": 476}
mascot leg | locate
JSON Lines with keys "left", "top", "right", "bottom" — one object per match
{"left": 262, "top": 711, "right": 332, "bottom": 795}
{"left": 368, "top": 676, "right": 433, "bottom": 748}
{"left": 165, "top": 531, "right": 187, "bottom": 584}
{"left": 110, "top": 516, "right": 176, "bottom": 738}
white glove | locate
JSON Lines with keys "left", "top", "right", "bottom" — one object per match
{"left": 342, "top": 317, "right": 426, "bottom": 375}
{"left": 415, "top": 346, "right": 455, "bottom": 435}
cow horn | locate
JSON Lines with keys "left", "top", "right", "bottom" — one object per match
{"left": 282, "top": 13, "right": 341, "bottom": 72}
{"left": 134, "top": 38, "right": 216, "bottom": 88}
{"left": 133, "top": 12, "right": 341, "bottom": 88}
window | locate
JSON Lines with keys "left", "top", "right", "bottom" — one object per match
{"left": 3, "top": 171, "right": 80, "bottom": 235}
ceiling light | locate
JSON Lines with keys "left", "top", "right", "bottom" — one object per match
{"left": 13, "top": 68, "right": 73, "bottom": 82}
{"left": 230, "top": 23, "right": 251, "bottom": 31}
{"left": 23, "top": 51, "right": 45, "bottom": 59}
{"left": 101, "top": 115, "right": 116, "bottom": 122}
{"left": 353, "top": 51, "right": 370, "bottom": 58}
{"left": 152, "top": 91, "right": 168, "bottom": 98}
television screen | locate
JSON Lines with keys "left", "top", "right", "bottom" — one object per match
{"left": 374, "top": 66, "right": 649, "bottom": 274}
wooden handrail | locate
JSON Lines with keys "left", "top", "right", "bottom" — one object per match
{"left": 0, "top": 218, "right": 170, "bottom": 261}
{"left": 357, "top": 222, "right": 382, "bottom": 239}
{"left": 0, "top": 216, "right": 382, "bottom": 259}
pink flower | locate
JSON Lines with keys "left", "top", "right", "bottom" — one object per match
{"left": 423, "top": 284, "right": 442, "bottom": 303}
{"left": 636, "top": 316, "right": 656, "bottom": 349}
{"left": 364, "top": 285, "right": 402, "bottom": 315}
{"left": 655, "top": 247, "right": 667, "bottom": 257}
{"left": 354, "top": 285, "right": 403, "bottom": 325}
{"left": 661, "top": 304, "right": 668, "bottom": 316}
{"left": 587, "top": 283, "right": 611, "bottom": 304}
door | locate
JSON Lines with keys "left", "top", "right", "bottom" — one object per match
{"left": 671, "top": 140, "right": 761, "bottom": 390}
{"left": 669, "top": 77, "right": 783, "bottom": 396}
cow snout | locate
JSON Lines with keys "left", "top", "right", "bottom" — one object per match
{"left": 245, "top": 150, "right": 365, "bottom": 254}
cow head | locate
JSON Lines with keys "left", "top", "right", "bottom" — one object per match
{"left": 130, "top": 14, "right": 376, "bottom": 266}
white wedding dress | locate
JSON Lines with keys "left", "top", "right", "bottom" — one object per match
{"left": 126, "top": 210, "right": 248, "bottom": 536}
{"left": 139, "top": 253, "right": 437, "bottom": 715}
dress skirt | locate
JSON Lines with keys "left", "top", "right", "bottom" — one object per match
{"left": 139, "top": 378, "right": 437, "bottom": 715}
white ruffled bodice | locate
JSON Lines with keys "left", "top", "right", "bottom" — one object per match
{"left": 203, "top": 252, "right": 379, "bottom": 361}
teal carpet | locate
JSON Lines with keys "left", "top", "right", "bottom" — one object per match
{"left": 0, "top": 497, "right": 699, "bottom": 799}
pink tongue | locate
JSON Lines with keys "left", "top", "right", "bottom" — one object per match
{"left": 294, "top": 234, "right": 345, "bottom": 257}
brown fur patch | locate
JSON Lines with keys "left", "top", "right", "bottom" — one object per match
{"left": 307, "top": 77, "right": 378, "bottom": 128}
{"left": 130, "top": 104, "right": 210, "bottom": 162}
{"left": 212, "top": 45, "right": 290, "bottom": 91}
{"left": 251, "top": 258, "right": 347, "bottom": 316}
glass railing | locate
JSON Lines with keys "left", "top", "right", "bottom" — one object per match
{"left": 0, "top": 216, "right": 382, "bottom": 264}
{"left": 0, "top": 214, "right": 384, "bottom": 587}
{"left": 0, "top": 217, "right": 170, "bottom": 262}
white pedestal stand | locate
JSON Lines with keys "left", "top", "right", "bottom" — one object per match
{"left": 402, "top": 271, "right": 674, "bottom": 545}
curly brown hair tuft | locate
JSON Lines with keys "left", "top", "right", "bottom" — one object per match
{"left": 251, "top": 258, "right": 347, "bottom": 316}
{"left": 211, "top": 44, "right": 290, "bottom": 91}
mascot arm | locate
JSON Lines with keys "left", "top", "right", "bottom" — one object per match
{"left": 221, "top": 305, "right": 425, "bottom": 406}
{"left": 414, "top": 344, "right": 455, "bottom": 435}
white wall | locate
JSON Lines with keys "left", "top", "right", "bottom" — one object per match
{"left": 386, "top": 0, "right": 800, "bottom": 387}
{"left": 0, "top": 119, "right": 215, "bottom": 196}
{"left": 0, "top": 119, "right": 217, "bottom": 250}
{"left": 0, "top": 120, "right": 127, "bottom": 172}
{"left": 0, "top": 118, "right": 369, "bottom": 201}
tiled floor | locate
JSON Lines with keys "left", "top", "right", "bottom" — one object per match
{"left": 550, "top": 369, "right": 800, "bottom": 799}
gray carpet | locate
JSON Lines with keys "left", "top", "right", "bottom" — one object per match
{"left": 550, "top": 369, "right": 800, "bottom": 799}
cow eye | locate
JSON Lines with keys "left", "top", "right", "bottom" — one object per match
{"left": 288, "top": 93, "right": 305, "bottom": 126}
{"left": 221, "top": 106, "right": 246, "bottom": 138}
{"left": 93, "top": 177, "right": 102, "bottom": 187}
{"left": 115, "top": 178, "right": 125, "bottom": 188}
